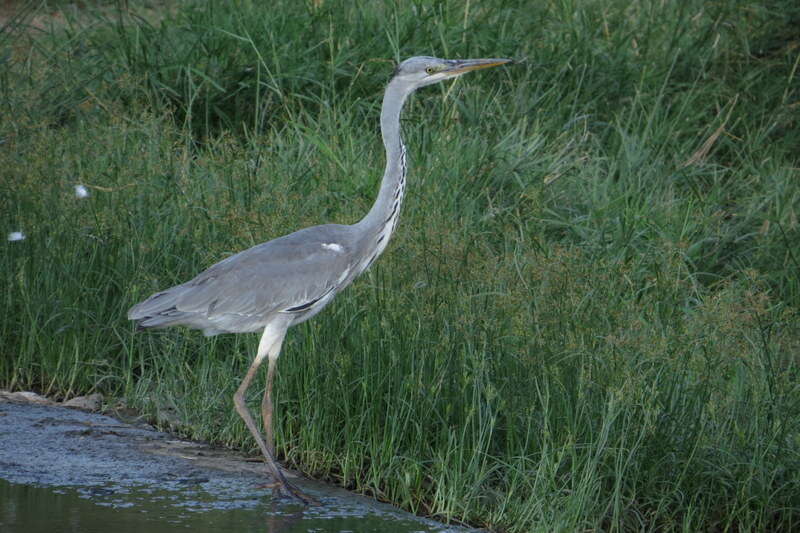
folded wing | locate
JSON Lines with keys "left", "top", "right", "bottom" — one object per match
{"left": 128, "top": 224, "right": 355, "bottom": 335}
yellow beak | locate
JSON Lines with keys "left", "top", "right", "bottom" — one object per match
{"left": 444, "top": 58, "right": 513, "bottom": 76}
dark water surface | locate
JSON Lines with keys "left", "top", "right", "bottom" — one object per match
{"left": 0, "top": 401, "right": 470, "bottom": 533}
{"left": 0, "top": 479, "right": 447, "bottom": 533}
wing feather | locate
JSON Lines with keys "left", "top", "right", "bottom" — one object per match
{"left": 128, "top": 224, "right": 356, "bottom": 333}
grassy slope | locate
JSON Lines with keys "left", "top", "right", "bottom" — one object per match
{"left": 2, "top": 0, "right": 799, "bottom": 530}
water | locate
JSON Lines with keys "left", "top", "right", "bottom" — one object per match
{"left": 0, "top": 400, "right": 471, "bottom": 533}
{"left": 0, "top": 479, "right": 449, "bottom": 532}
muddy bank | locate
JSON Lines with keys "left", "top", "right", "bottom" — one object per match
{"left": 0, "top": 398, "right": 472, "bottom": 532}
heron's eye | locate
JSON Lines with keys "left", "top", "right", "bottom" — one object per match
{"left": 425, "top": 66, "right": 436, "bottom": 75}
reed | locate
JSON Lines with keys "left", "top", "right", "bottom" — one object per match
{"left": 2, "top": 0, "right": 798, "bottom": 530}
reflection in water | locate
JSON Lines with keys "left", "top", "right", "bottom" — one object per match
{"left": 263, "top": 503, "right": 305, "bottom": 533}
{"left": 0, "top": 479, "right": 464, "bottom": 533}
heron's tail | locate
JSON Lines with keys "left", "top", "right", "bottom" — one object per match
{"left": 128, "top": 285, "right": 196, "bottom": 330}
{"left": 129, "top": 281, "right": 232, "bottom": 336}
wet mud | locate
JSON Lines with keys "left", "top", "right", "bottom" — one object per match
{"left": 0, "top": 399, "right": 472, "bottom": 532}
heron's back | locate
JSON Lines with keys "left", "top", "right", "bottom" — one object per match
{"left": 128, "top": 223, "right": 364, "bottom": 335}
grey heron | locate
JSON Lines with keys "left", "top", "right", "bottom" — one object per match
{"left": 128, "top": 56, "right": 511, "bottom": 504}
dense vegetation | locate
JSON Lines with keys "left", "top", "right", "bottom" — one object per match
{"left": 1, "top": 0, "right": 798, "bottom": 530}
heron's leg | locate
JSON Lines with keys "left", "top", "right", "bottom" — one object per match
{"left": 261, "top": 351, "right": 278, "bottom": 458}
{"left": 233, "top": 322, "right": 316, "bottom": 505}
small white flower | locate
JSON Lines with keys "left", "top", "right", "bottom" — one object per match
{"left": 8, "top": 231, "right": 25, "bottom": 241}
{"left": 74, "top": 184, "right": 90, "bottom": 198}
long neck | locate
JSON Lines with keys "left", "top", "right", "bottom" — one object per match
{"left": 357, "top": 78, "right": 411, "bottom": 234}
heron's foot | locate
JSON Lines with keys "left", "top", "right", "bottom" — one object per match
{"left": 270, "top": 478, "right": 320, "bottom": 506}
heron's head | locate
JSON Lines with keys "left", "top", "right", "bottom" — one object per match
{"left": 394, "top": 56, "right": 512, "bottom": 90}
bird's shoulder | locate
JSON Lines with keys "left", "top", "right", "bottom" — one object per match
{"left": 207, "top": 223, "right": 355, "bottom": 275}
{"left": 156, "top": 224, "right": 359, "bottom": 322}
{"left": 181, "top": 223, "right": 357, "bottom": 300}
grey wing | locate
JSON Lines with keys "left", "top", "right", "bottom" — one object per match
{"left": 128, "top": 225, "right": 356, "bottom": 335}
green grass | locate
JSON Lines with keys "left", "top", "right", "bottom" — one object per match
{"left": 2, "top": 0, "right": 800, "bottom": 530}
